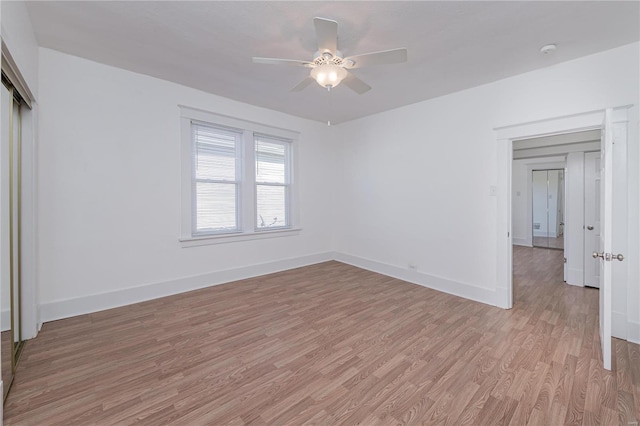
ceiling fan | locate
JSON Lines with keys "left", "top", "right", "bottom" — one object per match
{"left": 252, "top": 17, "right": 407, "bottom": 95}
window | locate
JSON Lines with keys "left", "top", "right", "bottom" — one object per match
{"left": 192, "top": 123, "right": 241, "bottom": 235}
{"left": 255, "top": 135, "right": 290, "bottom": 230}
{"left": 180, "top": 106, "right": 299, "bottom": 246}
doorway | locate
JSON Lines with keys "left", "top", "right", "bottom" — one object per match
{"left": 512, "top": 131, "right": 601, "bottom": 288}
{"left": 496, "top": 108, "right": 631, "bottom": 370}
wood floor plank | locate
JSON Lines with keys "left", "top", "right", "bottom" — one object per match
{"left": 3, "top": 247, "right": 639, "bottom": 424}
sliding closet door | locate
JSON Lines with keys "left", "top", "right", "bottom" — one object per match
{"left": 1, "top": 75, "right": 25, "bottom": 401}
{"left": 1, "top": 80, "right": 13, "bottom": 399}
{"left": 10, "top": 88, "right": 22, "bottom": 362}
{"left": 532, "top": 169, "right": 564, "bottom": 250}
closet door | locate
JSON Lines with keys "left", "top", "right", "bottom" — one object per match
{"left": 532, "top": 170, "right": 550, "bottom": 248}
{"left": 1, "top": 75, "right": 25, "bottom": 401}
{"left": 532, "top": 169, "right": 564, "bottom": 250}
{"left": 1, "top": 79, "right": 13, "bottom": 400}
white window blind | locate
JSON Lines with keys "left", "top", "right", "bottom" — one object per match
{"left": 192, "top": 123, "right": 241, "bottom": 235}
{"left": 255, "top": 135, "right": 291, "bottom": 230}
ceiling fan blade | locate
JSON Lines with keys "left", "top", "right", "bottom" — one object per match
{"left": 342, "top": 72, "right": 371, "bottom": 95}
{"left": 252, "top": 57, "right": 314, "bottom": 68}
{"left": 344, "top": 48, "right": 407, "bottom": 69}
{"left": 290, "top": 77, "right": 315, "bottom": 92}
{"left": 314, "top": 17, "right": 338, "bottom": 54}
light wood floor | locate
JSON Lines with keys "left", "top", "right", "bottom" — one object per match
{"left": 1, "top": 330, "right": 12, "bottom": 395}
{"left": 4, "top": 247, "right": 639, "bottom": 425}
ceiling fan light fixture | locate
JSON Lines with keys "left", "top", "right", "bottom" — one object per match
{"left": 311, "top": 64, "right": 347, "bottom": 88}
{"left": 253, "top": 18, "right": 405, "bottom": 96}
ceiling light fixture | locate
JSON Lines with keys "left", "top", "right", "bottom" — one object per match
{"left": 253, "top": 17, "right": 407, "bottom": 95}
{"left": 310, "top": 64, "right": 348, "bottom": 89}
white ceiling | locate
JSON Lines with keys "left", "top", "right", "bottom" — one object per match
{"left": 26, "top": 1, "right": 640, "bottom": 124}
{"left": 513, "top": 129, "right": 601, "bottom": 159}
{"left": 514, "top": 129, "right": 601, "bottom": 150}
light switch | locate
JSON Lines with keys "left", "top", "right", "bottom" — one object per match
{"left": 489, "top": 185, "right": 497, "bottom": 196}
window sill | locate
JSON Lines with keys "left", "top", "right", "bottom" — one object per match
{"left": 179, "top": 228, "right": 301, "bottom": 248}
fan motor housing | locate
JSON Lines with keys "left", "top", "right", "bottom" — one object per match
{"left": 313, "top": 50, "right": 343, "bottom": 65}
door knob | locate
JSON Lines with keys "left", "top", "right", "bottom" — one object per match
{"left": 587, "top": 225, "right": 594, "bottom": 230}
{"left": 592, "top": 252, "right": 624, "bottom": 261}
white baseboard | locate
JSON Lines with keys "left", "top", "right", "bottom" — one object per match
{"left": 36, "top": 304, "right": 43, "bottom": 333}
{"left": 333, "top": 252, "right": 499, "bottom": 308}
{"left": 33, "top": 250, "right": 640, "bottom": 347}
{"left": 512, "top": 238, "right": 532, "bottom": 247}
{"left": 612, "top": 311, "right": 627, "bottom": 340}
{"left": 533, "top": 231, "right": 558, "bottom": 238}
{"left": 40, "top": 251, "right": 502, "bottom": 326}
{"left": 628, "top": 320, "right": 640, "bottom": 344}
{"left": 40, "top": 252, "right": 334, "bottom": 323}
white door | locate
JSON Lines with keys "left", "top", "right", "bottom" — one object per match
{"left": 584, "top": 152, "right": 601, "bottom": 288}
{"left": 596, "top": 109, "right": 613, "bottom": 370}
{"left": 563, "top": 168, "right": 567, "bottom": 282}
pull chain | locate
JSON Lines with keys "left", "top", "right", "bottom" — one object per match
{"left": 327, "top": 86, "right": 332, "bottom": 126}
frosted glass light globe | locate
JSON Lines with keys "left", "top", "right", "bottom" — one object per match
{"left": 311, "top": 64, "right": 348, "bottom": 88}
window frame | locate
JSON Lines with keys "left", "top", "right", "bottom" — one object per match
{"left": 180, "top": 106, "right": 300, "bottom": 247}
{"left": 191, "top": 122, "right": 243, "bottom": 236}
{"left": 254, "top": 134, "right": 292, "bottom": 232}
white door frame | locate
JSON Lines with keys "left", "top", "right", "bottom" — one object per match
{"left": 494, "top": 107, "right": 629, "bottom": 310}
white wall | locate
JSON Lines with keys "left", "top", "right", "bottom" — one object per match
{"left": 512, "top": 160, "right": 529, "bottom": 246}
{"left": 1, "top": 0, "right": 39, "bottom": 99}
{"left": 334, "top": 41, "right": 639, "bottom": 329}
{"left": 37, "top": 48, "right": 336, "bottom": 321}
